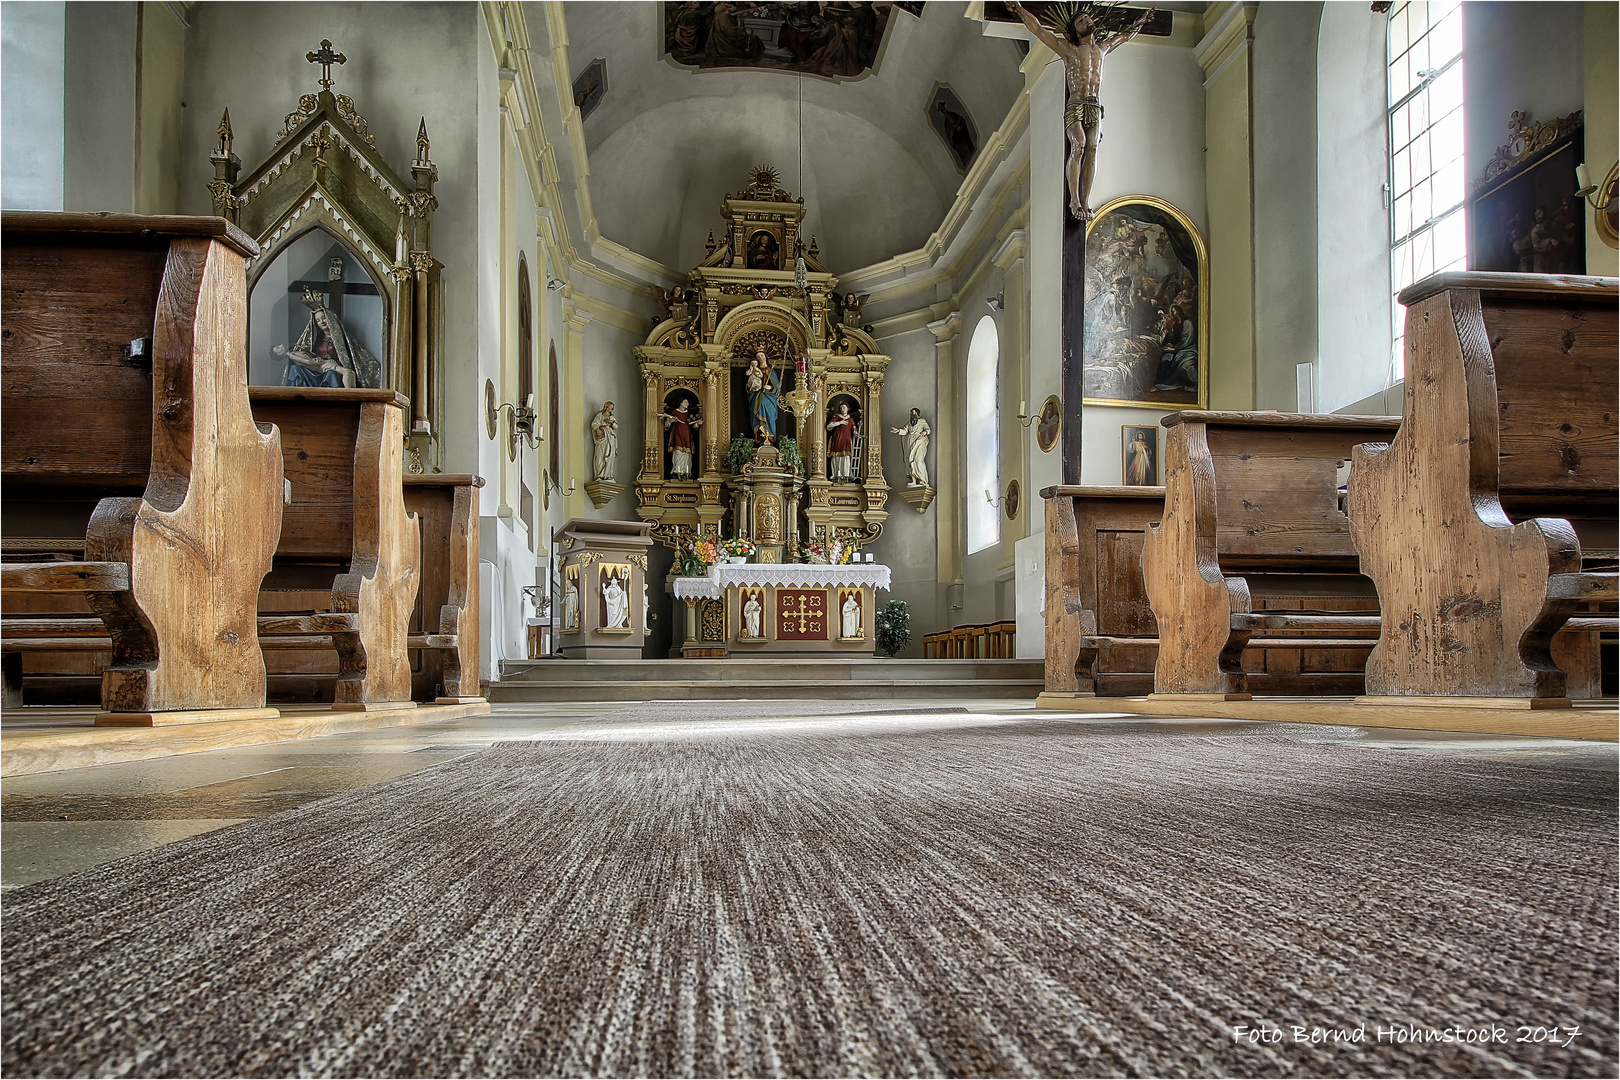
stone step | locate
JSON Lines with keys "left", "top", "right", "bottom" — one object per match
{"left": 489, "top": 658, "right": 1045, "bottom": 702}
{"left": 488, "top": 678, "right": 1044, "bottom": 703}
{"left": 495, "top": 657, "right": 1040, "bottom": 683}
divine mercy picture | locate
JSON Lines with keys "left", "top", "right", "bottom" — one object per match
{"left": 1082, "top": 195, "right": 1208, "bottom": 409}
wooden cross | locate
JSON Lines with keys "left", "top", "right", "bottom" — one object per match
{"left": 306, "top": 39, "right": 346, "bottom": 91}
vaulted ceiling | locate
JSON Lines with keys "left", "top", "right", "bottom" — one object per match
{"left": 550, "top": 2, "right": 1027, "bottom": 275}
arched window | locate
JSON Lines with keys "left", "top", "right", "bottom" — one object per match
{"left": 1387, "top": 0, "right": 1466, "bottom": 380}
{"left": 965, "top": 314, "right": 1000, "bottom": 554}
{"left": 517, "top": 253, "right": 534, "bottom": 415}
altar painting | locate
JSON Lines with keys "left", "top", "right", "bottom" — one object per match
{"left": 598, "top": 563, "right": 633, "bottom": 632}
{"left": 1082, "top": 196, "right": 1207, "bottom": 409}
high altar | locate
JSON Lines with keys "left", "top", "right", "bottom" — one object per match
{"left": 633, "top": 167, "right": 893, "bottom": 564}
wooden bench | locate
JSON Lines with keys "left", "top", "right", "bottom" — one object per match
{"left": 250, "top": 388, "right": 422, "bottom": 711}
{"left": 1348, "top": 271, "right": 1618, "bottom": 707}
{"left": 0, "top": 212, "right": 285, "bottom": 724}
{"left": 1142, "top": 412, "right": 1400, "bottom": 699}
{"left": 403, "top": 474, "right": 484, "bottom": 703}
{"left": 1042, "top": 484, "right": 1398, "bottom": 698}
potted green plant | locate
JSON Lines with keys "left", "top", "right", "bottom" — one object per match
{"left": 875, "top": 599, "right": 911, "bottom": 657}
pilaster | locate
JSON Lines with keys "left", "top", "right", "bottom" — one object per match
{"left": 929, "top": 313, "right": 963, "bottom": 589}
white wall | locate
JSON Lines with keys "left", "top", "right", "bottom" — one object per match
{"left": 2, "top": 1, "right": 65, "bottom": 210}
{"left": 1316, "top": 2, "right": 1392, "bottom": 412}
{"left": 1464, "top": 2, "right": 1585, "bottom": 190}
{"left": 1253, "top": 2, "right": 1322, "bottom": 410}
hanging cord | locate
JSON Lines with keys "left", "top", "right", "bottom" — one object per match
{"left": 795, "top": 76, "right": 808, "bottom": 290}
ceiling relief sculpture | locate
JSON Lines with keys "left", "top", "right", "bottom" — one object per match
{"left": 664, "top": 2, "right": 917, "bottom": 79}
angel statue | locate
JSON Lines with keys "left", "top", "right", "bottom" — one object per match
{"left": 1007, "top": 0, "right": 1151, "bottom": 222}
{"left": 274, "top": 290, "right": 382, "bottom": 388}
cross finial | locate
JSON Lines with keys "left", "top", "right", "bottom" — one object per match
{"left": 306, "top": 39, "right": 346, "bottom": 91}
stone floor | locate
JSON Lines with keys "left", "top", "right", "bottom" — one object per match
{"left": 3, "top": 700, "right": 1615, "bottom": 889}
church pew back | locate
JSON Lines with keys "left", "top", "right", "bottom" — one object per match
{"left": 249, "top": 388, "right": 421, "bottom": 710}
{"left": 1143, "top": 412, "right": 1399, "bottom": 698}
{"left": 1349, "top": 271, "right": 1618, "bottom": 704}
{"left": 1, "top": 212, "right": 284, "bottom": 720}
{"left": 403, "top": 474, "right": 484, "bottom": 702}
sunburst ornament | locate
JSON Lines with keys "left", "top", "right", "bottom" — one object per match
{"left": 749, "top": 165, "right": 782, "bottom": 192}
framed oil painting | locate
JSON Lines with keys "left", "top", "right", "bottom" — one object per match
{"left": 1035, "top": 395, "right": 1062, "bottom": 454}
{"left": 1468, "top": 111, "right": 1585, "bottom": 274}
{"left": 1083, "top": 196, "right": 1208, "bottom": 409}
{"left": 1122, "top": 425, "right": 1158, "bottom": 487}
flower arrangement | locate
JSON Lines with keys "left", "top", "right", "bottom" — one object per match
{"left": 720, "top": 537, "right": 756, "bottom": 559}
{"left": 803, "top": 537, "right": 854, "bottom": 565}
{"left": 677, "top": 535, "right": 719, "bottom": 577}
{"left": 875, "top": 600, "right": 911, "bottom": 658}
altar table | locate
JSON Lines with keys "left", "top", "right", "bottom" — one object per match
{"left": 672, "top": 564, "right": 891, "bottom": 658}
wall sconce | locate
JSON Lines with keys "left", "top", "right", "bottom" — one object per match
{"left": 1575, "top": 161, "right": 1617, "bottom": 210}
{"left": 547, "top": 276, "right": 566, "bottom": 292}
{"left": 986, "top": 292, "right": 1004, "bottom": 312}
{"left": 985, "top": 480, "right": 1020, "bottom": 520}
{"left": 485, "top": 382, "right": 540, "bottom": 458}
{"left": 1013, "top": 398, "right": 1037, "bottom": 428}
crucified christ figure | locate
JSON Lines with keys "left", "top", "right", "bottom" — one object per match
{"left": 1008, "top": 1, "right": 1151, "bottom": 222}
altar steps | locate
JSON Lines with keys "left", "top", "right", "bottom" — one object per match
{"left": 489, "top": 658, "right": 1044, "bottom": 702}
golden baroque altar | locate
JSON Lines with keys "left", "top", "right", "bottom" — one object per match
{"left": 634, "top": 167, "right": 891, "bottom": 561}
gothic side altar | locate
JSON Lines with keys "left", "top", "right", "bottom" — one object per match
{"left": 672, "top": 564, "right": 889, "bottom": 659}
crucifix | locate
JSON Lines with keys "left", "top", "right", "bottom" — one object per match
{"left": 993, "top": 2, "right": 1170, "bottom": 482}
{"left": 306, "top": 39, "right": 346, "bottom": 91}
{"left": 286, "top": 253, "right": 379, "bottom": 331}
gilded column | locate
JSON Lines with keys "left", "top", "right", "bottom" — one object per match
{"left": 639, "top": 367, "right": 661, "bottom": 482}
{"left": 863, "top": 366, "right": 887, "bottom": 487}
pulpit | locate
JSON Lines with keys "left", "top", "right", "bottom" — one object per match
{"left": 672, "top": 564, "right": 889, "bottom": 658}
{"left": 556, "top": 519, "right": 652, "bottom": 658}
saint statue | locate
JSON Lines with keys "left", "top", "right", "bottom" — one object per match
{"left": 746, "top": 349, "right": 781, "bottom": 442}
{"left": 827, "top": 400, "right": 857, "bottom": 481}
{"left": 563, "top": 573, "right": 580, "bottom": 630}
{"left": 841, "top": 592, "right": 861, "bottom": 639}
{"left": 602, "top": 570, "right": 629, "bottom": 629}
{"left": 743, "top": 591, "right": 762, "bottom": 639}
{"left": 274, "top": 293, "right": 382, "bottom": 388}
{"left": 890, "top": 408, "right": 931, "bottom": 487}
{"left": 590, "top": 401, "right": 618, "bottom": 481}
{"left": 1008, "top": 0, "right": 1151, "bottom": 222}
{"left": 662, "top": 396, "right": 702, "bottom": 480}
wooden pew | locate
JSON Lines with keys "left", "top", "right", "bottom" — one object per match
{"left": 1142, "top": 412, "right": 1399, "bottom": 699}
{"left": 1348, "top": 272, "right": 1618, "bottom": 707}
{"left": 0, "top": 212, "right": 284, "bottom": 724}
{"left": 1042, "top": 484, "right": 1388, "bottom": 698}
{"left": 403, "top": 474, "right": 485, "bottom": 703}
{"left": 250, "top": 388, "right": 421, "bottom": 711}
{"left": 1040, "top": 486, "right": 1163, "bottom": 696}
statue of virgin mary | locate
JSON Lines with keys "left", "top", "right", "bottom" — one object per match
{"left": 274, "top": 291, "right": 383, "bottom": 389}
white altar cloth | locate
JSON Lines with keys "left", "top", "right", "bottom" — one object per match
{"left": 673, "top": 563, "right": 891, "bottom": 600}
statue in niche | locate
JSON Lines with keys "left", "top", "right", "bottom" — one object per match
{"left": 1007, "top": 0, "right": 1151, "bottom": 222}
{"left": 827, "top": 400, "right": 858, "bottom": 481}
{"left": 590, "top": 401, "right": 618, "bottom": 481}
{"left": 601, "top": 567, "right": 630, "bottom": 630}
{"left": 743, "top": 590, "right": 762, "bottom": 639}
{"left": 890, "top": 407, "right": 931, "bottom": 487}
{"left": 273, "top": 291, "right": 382, "bottom": 388}
{"left": 662, "top": 395, "right": 702, "bottom": 480}
{"left": 746, "top": 349, "right": 781, "bottom": 442}
{"left": 841, "top": 592, "right": 861, "bottom": 639}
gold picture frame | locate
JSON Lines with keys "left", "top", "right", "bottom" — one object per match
{"left": 1035, "top": 394, "right": 1062, "bottom": 454}
{"left": 1083, "top": 195, "right": 1209, "bottom": 410}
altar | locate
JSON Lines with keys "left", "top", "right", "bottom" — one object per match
{"left": 672, "top": 563, "right": 889, "bottom": 658}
